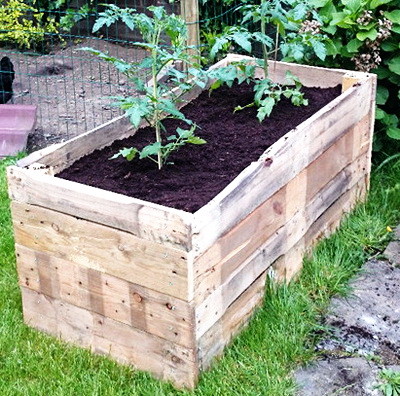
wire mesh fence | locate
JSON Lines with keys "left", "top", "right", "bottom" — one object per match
{"left": 0, "top": 0, "right": 179, "bottom": 151}
{"left": 0, "top": 0, "right": 246, "bottom": 152}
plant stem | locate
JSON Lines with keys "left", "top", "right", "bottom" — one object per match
{"left": 260, "top": 1, "right": 269, "bottom": 78}
{"left": 152, "top": 26, "right": 163, "bottom": 170}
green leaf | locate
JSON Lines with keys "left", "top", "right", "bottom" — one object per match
{"left": 376, "top": 86, "right": 389, "bottom": 105}
{"left": 232, "top": 31, "right": 252, "bottom": 53}
{"left": 381, "top": 40, "right": 399, "bottom": 52}
{"left": 210, "top": 80, "right": 222, "bottom": 91}
{"left": 311, "top": 40, "right": 327, "bottom": 61}
{"left": 92, "top": 17, "right": 110, "bottom": 32}
{"left": 325, "top": 39, "right": 340, "bottom": 56}
{"left": 308, "top": 0, "right": 330, "bottom": 7}
{"left": 140, "top": 142, "right": 162, "bottom": 159}
{"left": 257, "top": 97, "right": 275, "bottom": 122}
{"left": 387, "top": 127, "right": 400, "bottom": 139}
{"left": 356, "top": 29, "right": 378, "bottom": 41}
{"left": 110, "top": 147, "right": 138, "bottom": 161}
{"left": 388, "top": 56, "right": 400, "bottom": 75}
{"left": 322, "top": 25, "right": 338, "bottom": 35}
{"left": 385, "top": 10, "right": 400, "bottom": 24}
{"left": 187, "top": 136, "right": 207, "bottom": 144}
{"left": 346, "top": 38, "right": 363, "bottom": 53}
{"left": 210, "top": 36, "right": 228, "bottom": 59}
{"left": 375, "top": 107, "right": 386, "bottom": 120}
{"left": 293, "top": 3, "right": 308, "bottom": 20}
{"left": 176, "top": 127, "right": 192, "bottom": 138}
{"left": 342, "top": 0, "right": 362, "bottom": 12}
{"left": 370, "top": 0, "right": 393, "bottom": 9}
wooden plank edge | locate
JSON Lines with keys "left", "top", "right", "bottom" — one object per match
{"left": 270, "top": 177, "right": 368, "bottom": 283}
{"left": 194, "top": 157, "right": 369, "bottom": 338}
{"left": 7, "top": 165, "right": 194, "bottom": 252}
{"left": 192, "top": 77, "right": 374, "bottom": 254}
{"left": 11, "top": 201, "right": 191, "bottom": 301}
{"left": 21, "top": 287, "right": 199, "bottom": 389}
{"left": 198, "top": 271, "right": 266, "bottom": 370}
{"left": 16, "top": 244, "right": 196, "bottom": 348}
{"left": 191, "top": 120, "right": 371, "bottom": 300}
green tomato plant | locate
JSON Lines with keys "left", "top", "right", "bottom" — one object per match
{"left": 83, "top": 5, "right": 207, "bottom": 170}
{"left": 207, "top": 0, "right": 328, "bottom": 122}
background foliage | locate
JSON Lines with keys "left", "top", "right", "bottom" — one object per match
{"left": 300, "top": 0, "right": 400, "bottom": 160}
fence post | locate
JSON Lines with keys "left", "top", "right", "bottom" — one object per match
{"left": 181, "top": 0, "right": 200, "bottom": 62}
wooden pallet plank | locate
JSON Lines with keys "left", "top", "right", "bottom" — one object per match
{"left": 192, "top": 76, "right": 375, "bottom": 256}
{"left": 194, "top": 154, "right": 369, "bottom": 338}
{"left": 271, "top": 177, "right": 368, "bottom": 282}
{"left": 21, "top": 287, "right": 198, "bottom": 389}
{"left": 225, "top": 54, "right": 368, "bottom": 88}
{"left": 198, "top": 271, "right": 266, "bottom": 370}
{"left": 12, "top": 202, "right": 191, "bottom": 300}
{"left": 7, "top": 166, "right": 193, "bottom": 251}
{"left": 193, "top": 116, "right": 371, "bottom": 305}
{"left": 16, "top": 244, "right": 195, "bottom": 348}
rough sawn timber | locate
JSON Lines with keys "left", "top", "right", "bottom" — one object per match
{"left": 7, "top": 55, "right": 376, "bottom": 389}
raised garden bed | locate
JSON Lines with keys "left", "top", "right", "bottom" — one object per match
{"left": 7, "top": 54, "right": 376, "bottom": 389}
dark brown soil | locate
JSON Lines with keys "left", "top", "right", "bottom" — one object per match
{"left": 58, "top": 83, "right": 341, "bottom": 213}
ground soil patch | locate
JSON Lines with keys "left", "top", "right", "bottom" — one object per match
{"left": 58, "top": 83, "right": 341, "bottom": 212}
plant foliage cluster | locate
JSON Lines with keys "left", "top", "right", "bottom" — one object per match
{"left": 299, "top": 0, "right": 400, "bottom": 157}
{"left": 84, "top": 5, "right": 208, "bottom": 170}
{"left": 86, "top": 1, "right": 326, "bottom": 169}
{"left": 0, "top": 0, "right": 93, "bottom": 49}
{"left": 0, "top": 0, "right": 59, "bottom": 48}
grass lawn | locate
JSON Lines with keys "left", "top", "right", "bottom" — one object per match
{"left": 1, "top": 155, "right": 399, "bottom": 396}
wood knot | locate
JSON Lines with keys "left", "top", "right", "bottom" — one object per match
{"left": 264, "top": 157, "right": 273, "bottom": 167}
{"left": 132, "top": 293, "right": 142, "bottom": 303}
{"left": 273, "top": 201, "right": 283, "bottom": 215}
{"left": 171, "top": 355, "right": 182, "bottom": 364}
{"left": 52, "top": 223, "right": 59, "bottom": 232}
{"left": 166, "top": 303, "right": 174, "bottom": 310}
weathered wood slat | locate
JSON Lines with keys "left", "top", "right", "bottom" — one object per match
{"left": 21, "top": 287, "right": 198, "bottom": 388}
{"left": 192, "top": 77, "right": 374, "bottom": 256}
{"left": 198, "top": 271, "right": 266, "bottom": 370}
{"left": 17, "top": 57, "right": 230, "bottom": 171}
{"left": 12, "top": 202, "right": 191, "bottom": 300}
{"left": 7, "top": 56, "right": 376, "bottom": 389}
{"left": 193, "top": 114, "right": 371, "bottom": 305}
{"left": 271, "top": 177, "right": 368, "bottom": 282}
{"left": 16, "top": 244, "right": 195, "bottom": 348}
{"left": 7, "top": 166, "right": 193, "bottom": 251}
{"left": 225, "top": 54, "right": 370, "bottom": 88}
{"left": 194, "top": 154, "right": 369, "bottom": 338}
{"left": 17, "top": 115, "right": 134, "bottom": 170}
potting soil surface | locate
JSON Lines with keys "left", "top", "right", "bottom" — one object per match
{"left": 58, "top": 83, "right": 341, "bottom": 213}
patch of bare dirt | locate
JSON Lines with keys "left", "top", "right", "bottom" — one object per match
{"left": 0, "top": 38, "right": 146, "bottom": 152}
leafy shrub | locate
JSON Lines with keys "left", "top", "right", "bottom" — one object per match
{"left": 303, "top": 0, "right": 400, "bottom": 157}
{"left": 0, "top": 0, "right": 58, "bottom": 49}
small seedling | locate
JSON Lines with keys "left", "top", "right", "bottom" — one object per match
{"left": 83, "top": 5, "right": 207, "bottom": 169}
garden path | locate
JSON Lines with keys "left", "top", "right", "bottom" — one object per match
{"left": 295, "top": 226, "right": 400, "bottom": 395}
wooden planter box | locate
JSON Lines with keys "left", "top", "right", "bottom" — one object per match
{"left": 7, "top": 55, "right": 376, "bottom": 389}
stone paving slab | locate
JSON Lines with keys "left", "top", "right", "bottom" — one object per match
{"left": 320, "top": 259, "right": 400, "bottom": 360}
{"left": 295, "top": 357, "right": 382, "bottom": 396}
{"left": 384, "top": 226, "right": 400, "bottom": 267}
{"left": 295, "top": 239, "right": 400, "bottom": 396}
